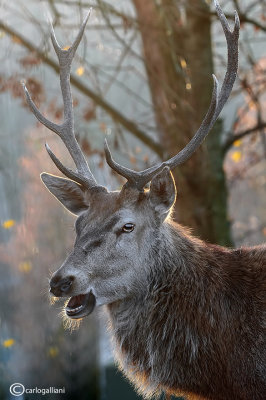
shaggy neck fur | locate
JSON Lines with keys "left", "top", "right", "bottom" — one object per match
{"left": 106, "top": 220, "right": 266, "bottom": 400}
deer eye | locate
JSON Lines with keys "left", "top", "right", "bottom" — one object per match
{"left": 122, "top": 223, "right": 135, "bottom": 233}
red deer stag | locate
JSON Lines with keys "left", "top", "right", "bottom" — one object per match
{"left": 22, "top": 1, "right": 266, "bottom": 399}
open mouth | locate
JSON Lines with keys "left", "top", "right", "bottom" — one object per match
{"left": 66, "top": 291, "right": 96, "bottom": 319}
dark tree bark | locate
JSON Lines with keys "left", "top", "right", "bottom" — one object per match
{"left": 133, "top": 0, "right": 232, "bottom": 245}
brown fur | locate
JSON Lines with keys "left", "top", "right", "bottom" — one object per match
{"left": 107, "top": 221, "right": 266, "bottom": 400}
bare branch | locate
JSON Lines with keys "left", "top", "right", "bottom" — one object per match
{"left": 223, "top": 122, "right": 266, "bottom": 152}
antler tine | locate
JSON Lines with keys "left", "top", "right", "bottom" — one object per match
{"left": 23, "top": 10, "right": 97, "bottom": 188}
{"left": 22, "top": 82, "right": 61, "bottom": 136}
{"left": 104, "top": 140, "right": 167, "bottom": 190}
{"left": 45, "top": 143, "right": 95, "bottom": 187}
{"left": 50, "top": 9, "right": 91, "bottom": 61}
{"left": 50, "top": 9, "right": 91, "bottom": 128}
{"left": 165, "top": 0, "right": 239, "bottom": 170}
{"left": 104, "top": 0, "right": 239, "bottom": 190}
{"left": 213, "top": 1, "right": 240, "bottom": 117}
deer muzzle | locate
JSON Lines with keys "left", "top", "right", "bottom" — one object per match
{"left": 50, "top": 274, "right": 96, "bottom": 319}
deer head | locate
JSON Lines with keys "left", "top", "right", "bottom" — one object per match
{"left": 22, "top": 0, "right": 239, "bottom": 319}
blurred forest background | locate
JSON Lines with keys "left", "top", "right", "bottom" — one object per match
{"left": 0, "top": 0, "right": 265, "bottom": 399}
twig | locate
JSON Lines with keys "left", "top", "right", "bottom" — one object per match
{"left": 223, "top": 122, "right": 266, "bottom": 152}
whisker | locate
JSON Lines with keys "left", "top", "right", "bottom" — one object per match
{"left": 59, "top": 303, "right": 82, "bottom": 332}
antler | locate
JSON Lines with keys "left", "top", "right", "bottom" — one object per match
{"left": 22, "top": 11, "right": 97, "bottom": 188}
{"left": 104, "top": 0, "right": 240, "bottom": 191}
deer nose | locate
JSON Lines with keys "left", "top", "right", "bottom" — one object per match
{"left": 50, "top": 275, "right": 74, "bottom": 296}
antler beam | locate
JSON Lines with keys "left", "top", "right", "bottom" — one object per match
{"left": 23, "top": 11, "right": 97, "bottom": 188}
{"left": 104, "top": 0, "right": 240, "bottom": 191}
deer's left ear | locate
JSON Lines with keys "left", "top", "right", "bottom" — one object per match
{"left": 149, "top": 167, "right": 176, "bottom": 220}
{"left": 41, "top": 172, "right": 89, "bottom": 215}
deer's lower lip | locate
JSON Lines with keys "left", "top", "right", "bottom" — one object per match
{"left": 66, "top": 291, "right": 96, "bottom": 319}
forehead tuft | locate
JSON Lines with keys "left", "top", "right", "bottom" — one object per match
{"left": 118, "top": 186, "right": 147, "bottom": 206}
{"left": 81, "top": 186, "right": 149, "bottom": 223}
{"left": 85, "top": 190, "right": 119, "bottom": 211}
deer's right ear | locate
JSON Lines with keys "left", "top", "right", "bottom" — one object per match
{"left": 41, "top": 173, "right": 89, "bottom": 216}
{"left": 149, "top": 167, "right": 176, "bottom": 220}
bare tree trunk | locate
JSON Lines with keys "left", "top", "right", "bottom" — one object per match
{"left": 133, "top": 0, "right": 231, "bottom": 245}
